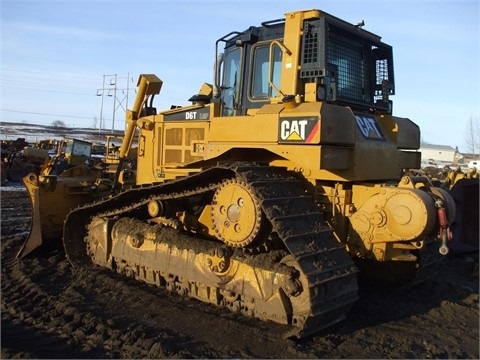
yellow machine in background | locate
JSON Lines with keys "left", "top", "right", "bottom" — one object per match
{"left": 18, "top": 136, "right": 137, "bottom": 258}
{"left": 22, "top": 9, "right": 465, "bottom": 338}
{"left": 18, "top": 138, "right": 112, "bottom": 257}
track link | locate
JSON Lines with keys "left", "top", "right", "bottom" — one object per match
{"left": 233, "top": 164, "right": 358, "bottom": 336}
{"left": 64, "top": 163, "right": 359, "bottom": 338}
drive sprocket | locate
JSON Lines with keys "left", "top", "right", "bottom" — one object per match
{"left": 211, "top": 178, "right": 264, "bottom": 248}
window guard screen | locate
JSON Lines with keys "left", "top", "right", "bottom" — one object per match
{"left": 300, "top": 17, "right": 394, "bottom": 109}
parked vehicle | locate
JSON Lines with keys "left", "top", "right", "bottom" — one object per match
{"left": 467, "top": 160, "right": 479, "bottom": 169}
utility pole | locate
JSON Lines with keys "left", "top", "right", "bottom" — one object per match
{"left": 97, "top": 73, "right": 133, "bottom": 133}
{"left": 111, "top": 74, "right": 117, "bottom": 133}
{"left": 96, "top": 75, "right": 107, "bottom": 132}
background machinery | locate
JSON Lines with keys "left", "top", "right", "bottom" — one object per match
{"left": 17, "top": 138, "right": 113, "bottom": 257}
{"left": 22, "top": 9, "right": 461, "bottom": 338}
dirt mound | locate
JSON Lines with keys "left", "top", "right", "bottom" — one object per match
{"left": 1, "top": 187, "right": 478, "bottom": 359}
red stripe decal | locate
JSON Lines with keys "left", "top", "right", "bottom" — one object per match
{"left": 305, "top": 121, "right": 319, "bottom": 143}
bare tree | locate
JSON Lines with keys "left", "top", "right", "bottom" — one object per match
{"left": 51, "top": 120, "right": 66, "bottom": 128}
{"left": 464, "top": 116, "right": 480, "bottom": 157}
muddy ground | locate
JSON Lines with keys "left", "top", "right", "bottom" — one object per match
{"left": 1, "top": 185, "right": 479, "bottom": 359}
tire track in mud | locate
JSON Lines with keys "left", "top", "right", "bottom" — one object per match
{"left": 1, "top": 235, "right": 229, "bottom": 358}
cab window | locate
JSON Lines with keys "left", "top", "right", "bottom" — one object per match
{"left": 221, "top": 48, "right": 241, "bottom": 116}
{"left": 251, "top": 45, "right": 282, "bottom": 99}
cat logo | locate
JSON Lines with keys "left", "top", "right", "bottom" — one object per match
{"left": 278, "top": 117, "right": 319, "bottom": 143}
{"left": 355, "top": 115, "right": 385, "bottom": 141}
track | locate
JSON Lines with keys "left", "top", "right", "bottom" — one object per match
{"left": 63, "top": 163, "right": 359, "bottom": 338}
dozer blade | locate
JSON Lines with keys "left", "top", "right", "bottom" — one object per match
{"left": 17, "top": 173, "right": 44, "bottom": 258}
{"left": 449, "top": 178, "right": 479, "bottom": 252}
{"left": 17, "top": 172, "right": 110, "bottom": 258}
{"left": 18, "top": 173, "right": 69, "bottom": 258}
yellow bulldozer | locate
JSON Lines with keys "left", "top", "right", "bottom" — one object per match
{"left": 19, "top": 8, "right": 477, "bottom": 338}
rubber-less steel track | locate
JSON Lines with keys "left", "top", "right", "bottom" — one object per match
{"left": 64, "top": 163, "right": 359, "bottom": 338}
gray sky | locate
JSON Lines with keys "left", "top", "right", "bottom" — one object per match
{"left": 1, "top": 0, "right": 478, "bottom": 152}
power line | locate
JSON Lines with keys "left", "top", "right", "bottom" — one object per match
{"left": 1, "top": 108, "right": 93, "bottom": 120}
{"left": 2, "top": 83, "right": 96, "bottom": 96}
{"left": 1, "top": 67, "right": 104, "bottom": 96}
{"left": 1, "top": 67, "right": 100, "bottom": 82}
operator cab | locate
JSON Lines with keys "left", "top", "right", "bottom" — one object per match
{"left": 214, "top": 11, "right": 395, "bottom": 116}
